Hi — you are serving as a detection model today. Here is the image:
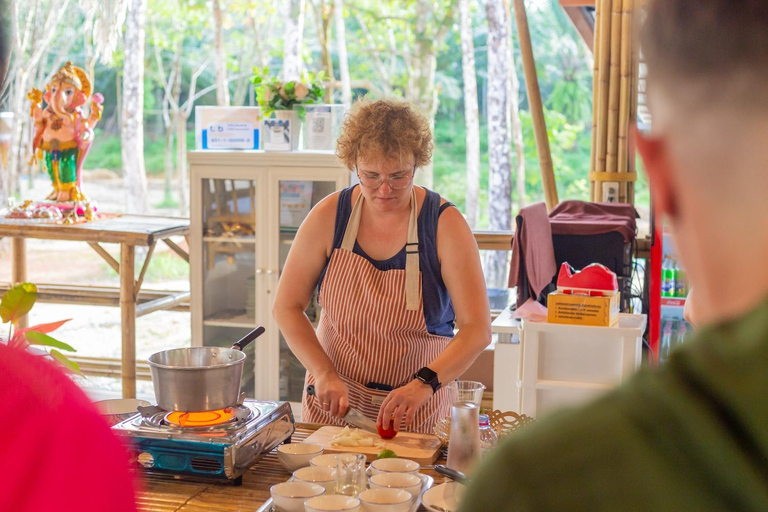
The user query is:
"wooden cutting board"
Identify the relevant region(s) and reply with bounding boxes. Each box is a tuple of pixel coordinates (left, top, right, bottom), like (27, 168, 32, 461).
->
(302, 426, 443, 465)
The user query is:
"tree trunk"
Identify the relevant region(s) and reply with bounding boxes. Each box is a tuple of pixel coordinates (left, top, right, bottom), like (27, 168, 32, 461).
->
(212, 0, 230, 106)
(162, 41, 183, 206)
(311, 0, 334, 102)
(175, 112, 188, 214)
(459, 0, 480, 229)
(122, 0, 149, 213)
(282, 0, 306, 81)
(485, 0, 513, 289)
(4, 0, 70, 204)
(333, 0, 351, 107)
(505, 0, 526, 210)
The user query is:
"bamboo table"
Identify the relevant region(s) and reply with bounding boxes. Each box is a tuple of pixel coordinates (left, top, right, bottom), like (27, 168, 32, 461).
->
(0, 214, 190, 398)
(137, 424, 451, 511)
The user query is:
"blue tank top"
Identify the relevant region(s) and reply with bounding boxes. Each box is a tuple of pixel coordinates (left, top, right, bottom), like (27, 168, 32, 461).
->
(318, 185, 456, 337)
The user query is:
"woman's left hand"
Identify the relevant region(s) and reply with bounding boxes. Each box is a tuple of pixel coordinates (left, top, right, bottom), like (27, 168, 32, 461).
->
(377, 379, 433, 431)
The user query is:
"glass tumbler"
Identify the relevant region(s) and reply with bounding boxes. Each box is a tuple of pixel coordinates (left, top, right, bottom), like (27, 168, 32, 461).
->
(445, 380, 486, 407)
(336, 453, 367, 496)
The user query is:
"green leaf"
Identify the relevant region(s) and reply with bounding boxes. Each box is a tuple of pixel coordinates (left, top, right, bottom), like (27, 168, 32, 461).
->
(50, 349, 82, 375)
(0, 283, 38, 324)
(24, 331, 76, 352)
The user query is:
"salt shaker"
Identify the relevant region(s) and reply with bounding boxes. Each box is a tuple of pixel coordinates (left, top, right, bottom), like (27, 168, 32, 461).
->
(446, 401, 481, 475)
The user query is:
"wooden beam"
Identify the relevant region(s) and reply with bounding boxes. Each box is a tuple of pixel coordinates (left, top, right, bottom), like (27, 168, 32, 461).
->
(513, 0, 559, 211)
(563, 6, 594, 52)
(12, 238, 28, 329)
(134, 243, 156, 301)
(560, 0, 595, 6)
(88, 242, 120, 274)
(163, 238, 190, 263)
(0, 283, 190, 311)
(474, 231, 515, 251)
(120, 244, 136, 399)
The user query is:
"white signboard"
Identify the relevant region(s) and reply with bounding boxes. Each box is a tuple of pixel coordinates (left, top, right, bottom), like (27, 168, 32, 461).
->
(205, 122, 255, 149)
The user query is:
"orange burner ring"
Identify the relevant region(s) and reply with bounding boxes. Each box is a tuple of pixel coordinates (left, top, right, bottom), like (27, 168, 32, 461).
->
(165, 408, 235, 427)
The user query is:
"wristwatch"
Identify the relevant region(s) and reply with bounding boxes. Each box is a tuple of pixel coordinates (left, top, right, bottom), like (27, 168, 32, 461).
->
(414, 366, 441, 394)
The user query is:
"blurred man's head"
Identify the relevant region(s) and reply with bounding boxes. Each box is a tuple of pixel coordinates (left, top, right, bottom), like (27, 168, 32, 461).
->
(638, 0, 768, 323)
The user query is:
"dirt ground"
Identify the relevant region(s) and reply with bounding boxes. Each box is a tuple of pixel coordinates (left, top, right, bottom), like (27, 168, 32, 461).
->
(0, 173, 191, 400)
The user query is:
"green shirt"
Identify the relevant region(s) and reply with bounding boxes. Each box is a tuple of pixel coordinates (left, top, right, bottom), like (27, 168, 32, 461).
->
(460, 299, 768, 512)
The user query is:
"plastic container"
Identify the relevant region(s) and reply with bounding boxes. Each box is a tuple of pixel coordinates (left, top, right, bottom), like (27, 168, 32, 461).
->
(519, 313, 647, 419)
(478, 414, 498, 454)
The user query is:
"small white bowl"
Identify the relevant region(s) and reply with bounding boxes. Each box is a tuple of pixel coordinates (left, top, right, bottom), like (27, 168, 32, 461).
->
(358, 488, 412, 512)
(278, 443, 324, 472)
(293, 466, 337, 492)
(270, 481, 325, 512)
(310, 453, 340, 468)
(369, 472, 422, 499)
(305, 494, 361, 512)
(368, 458, 420, 476)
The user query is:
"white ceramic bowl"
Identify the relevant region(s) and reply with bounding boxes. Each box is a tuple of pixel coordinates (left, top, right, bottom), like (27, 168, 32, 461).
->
(358, 488, 412, 512)
(368, 458, 420, 476)
(293, 466, 337, 492)
(305, 494, 361, 512)
(270, 481, 325, 512)
(310, 453, 340, 468)
(278, 443, 324, 472)
(368, 472, 422, 499)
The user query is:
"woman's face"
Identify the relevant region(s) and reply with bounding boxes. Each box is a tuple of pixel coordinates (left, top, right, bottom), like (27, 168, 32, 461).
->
(356, 156, 416, 213)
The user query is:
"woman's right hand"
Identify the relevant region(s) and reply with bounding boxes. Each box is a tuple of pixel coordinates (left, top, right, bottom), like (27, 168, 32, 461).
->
(314, 373, 350, 418)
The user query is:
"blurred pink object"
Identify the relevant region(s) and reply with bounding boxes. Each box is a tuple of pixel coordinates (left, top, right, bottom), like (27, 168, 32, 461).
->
(0, 343, 139, 512)
(511, 298, 548, 322)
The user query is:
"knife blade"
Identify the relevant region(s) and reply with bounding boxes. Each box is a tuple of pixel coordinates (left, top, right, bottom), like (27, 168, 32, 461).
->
(306, 385, 379, 434)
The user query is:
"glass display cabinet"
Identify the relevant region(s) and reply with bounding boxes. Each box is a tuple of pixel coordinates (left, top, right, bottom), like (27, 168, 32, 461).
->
(189, 151, 350, 405)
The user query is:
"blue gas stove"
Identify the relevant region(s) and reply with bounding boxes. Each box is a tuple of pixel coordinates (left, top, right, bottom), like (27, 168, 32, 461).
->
(112, 400, 295, 486)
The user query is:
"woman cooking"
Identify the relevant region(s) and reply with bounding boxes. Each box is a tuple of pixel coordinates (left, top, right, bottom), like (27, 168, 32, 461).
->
(273, 98, 491, 434)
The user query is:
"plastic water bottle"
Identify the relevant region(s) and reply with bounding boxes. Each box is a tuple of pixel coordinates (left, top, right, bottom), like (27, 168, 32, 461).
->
(662, 258, 676, 297)
(675, 264, 687, 298)
(478, 414, 498, 454)
(660, 319, 673, 362)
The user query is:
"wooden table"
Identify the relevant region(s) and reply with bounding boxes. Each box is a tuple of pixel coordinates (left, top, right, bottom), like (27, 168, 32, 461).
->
(0, 214, 190, 398)
(137, 424, 450, 511)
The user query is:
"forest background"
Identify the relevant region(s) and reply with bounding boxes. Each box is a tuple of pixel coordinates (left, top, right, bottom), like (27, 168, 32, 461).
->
(1, 0, 650, 291)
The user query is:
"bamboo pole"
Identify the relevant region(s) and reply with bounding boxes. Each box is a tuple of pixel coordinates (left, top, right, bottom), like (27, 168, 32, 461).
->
(617, 0, 634, 203)
(513, 0, 559, 211)
(628, 6, 641, 206)
(590, 1, 602, 202)
(594, 0, 613, 201)
(606, 0, 622, 181)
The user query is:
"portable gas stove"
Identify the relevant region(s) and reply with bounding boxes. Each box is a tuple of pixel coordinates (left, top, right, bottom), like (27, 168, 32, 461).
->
(112, 399, 294, 486)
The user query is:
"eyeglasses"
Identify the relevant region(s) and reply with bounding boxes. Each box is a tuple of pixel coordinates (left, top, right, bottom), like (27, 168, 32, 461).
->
(356, 169, 415, 190)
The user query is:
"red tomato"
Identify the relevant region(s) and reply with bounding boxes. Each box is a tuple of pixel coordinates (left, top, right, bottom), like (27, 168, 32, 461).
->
(377, 423, 397, 439)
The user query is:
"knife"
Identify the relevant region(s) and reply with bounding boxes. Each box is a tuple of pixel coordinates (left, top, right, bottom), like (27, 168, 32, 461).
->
(306, 385, 379, 434)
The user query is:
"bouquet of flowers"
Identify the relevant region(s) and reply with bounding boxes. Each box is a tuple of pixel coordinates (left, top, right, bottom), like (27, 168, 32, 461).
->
(251, 67, 325, 116)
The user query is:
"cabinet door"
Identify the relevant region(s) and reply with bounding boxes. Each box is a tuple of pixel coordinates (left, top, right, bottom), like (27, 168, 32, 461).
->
(191, 168, 267, 398)
(257, 169, 349, 402)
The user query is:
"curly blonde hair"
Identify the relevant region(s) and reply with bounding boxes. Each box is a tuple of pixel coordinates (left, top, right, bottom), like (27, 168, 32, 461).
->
(336, 98, 433, 170)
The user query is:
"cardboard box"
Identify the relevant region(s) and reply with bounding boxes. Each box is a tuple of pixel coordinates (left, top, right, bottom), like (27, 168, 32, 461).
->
(547, 291, 620, 327)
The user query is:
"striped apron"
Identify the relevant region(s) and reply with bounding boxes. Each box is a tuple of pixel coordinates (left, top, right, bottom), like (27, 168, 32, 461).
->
(302, 188, 453, 433)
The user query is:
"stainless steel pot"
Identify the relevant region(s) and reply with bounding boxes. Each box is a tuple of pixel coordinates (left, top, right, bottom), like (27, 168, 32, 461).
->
(148, 326, 265, 412)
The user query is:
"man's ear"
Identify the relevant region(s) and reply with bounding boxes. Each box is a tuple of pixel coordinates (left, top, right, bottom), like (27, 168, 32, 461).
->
(633, 124, 678, 220)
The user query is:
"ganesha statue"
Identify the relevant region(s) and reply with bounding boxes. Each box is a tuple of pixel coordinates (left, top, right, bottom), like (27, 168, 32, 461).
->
(27, 61, 103, 204)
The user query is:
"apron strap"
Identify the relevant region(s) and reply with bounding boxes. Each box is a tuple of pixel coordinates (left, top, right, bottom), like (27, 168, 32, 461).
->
(404, 187, 420, 311)
(339, 186, 421, 311)
(341, 190, 363, 251)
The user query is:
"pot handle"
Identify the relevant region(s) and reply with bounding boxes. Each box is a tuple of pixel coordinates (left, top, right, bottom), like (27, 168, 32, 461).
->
(232, 326, 266, 351)
(434, 464, 471, 484)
